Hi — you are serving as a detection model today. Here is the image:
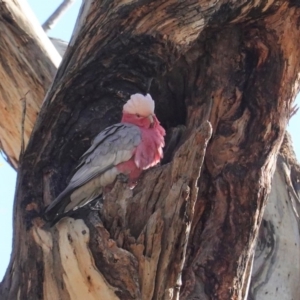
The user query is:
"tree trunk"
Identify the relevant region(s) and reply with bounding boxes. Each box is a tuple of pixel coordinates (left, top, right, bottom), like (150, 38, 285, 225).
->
(0, 0, 60, 168)
(249, 132, 300, 300)
(1, 0, 300, 299)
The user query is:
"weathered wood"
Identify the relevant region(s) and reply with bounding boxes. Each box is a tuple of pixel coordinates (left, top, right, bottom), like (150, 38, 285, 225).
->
(1, 0, 300, 299)
(179, 4, 300, 298)
(29, 122, 212, 300)
(0, 0, 60, 168)
(249, 133, 300, 300)
(97, 122, 212, 299)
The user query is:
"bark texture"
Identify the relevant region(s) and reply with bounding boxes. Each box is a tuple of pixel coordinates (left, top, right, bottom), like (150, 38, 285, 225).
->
(249, 133, 300, 300)
(1, 0, 300, 299)
(0, 0, 60, 168)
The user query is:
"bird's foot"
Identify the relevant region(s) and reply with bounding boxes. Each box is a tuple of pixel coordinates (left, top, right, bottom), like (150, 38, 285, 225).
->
(117, 173, 129, 183)
(89, 200, 102, 211)
(117, 174, 138, 189)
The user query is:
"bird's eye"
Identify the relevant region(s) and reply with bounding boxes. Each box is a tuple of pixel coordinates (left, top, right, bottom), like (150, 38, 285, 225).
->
(136, 114, 141, 117)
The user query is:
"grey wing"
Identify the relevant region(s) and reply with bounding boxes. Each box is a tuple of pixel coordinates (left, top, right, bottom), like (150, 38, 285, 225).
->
(69, 123, 141, 189)
(45, 123, 141, 222)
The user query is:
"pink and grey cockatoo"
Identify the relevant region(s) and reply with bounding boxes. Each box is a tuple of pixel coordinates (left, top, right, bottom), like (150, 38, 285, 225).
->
(45, 93, 165, 223)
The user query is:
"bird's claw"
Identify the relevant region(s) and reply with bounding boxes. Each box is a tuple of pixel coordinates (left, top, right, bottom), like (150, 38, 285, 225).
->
(117, 173, 129, 183)
(89, 200, 102, 211)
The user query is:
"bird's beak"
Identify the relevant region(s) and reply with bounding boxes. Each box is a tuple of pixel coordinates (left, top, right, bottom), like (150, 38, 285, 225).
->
(148, 115, 154, 127)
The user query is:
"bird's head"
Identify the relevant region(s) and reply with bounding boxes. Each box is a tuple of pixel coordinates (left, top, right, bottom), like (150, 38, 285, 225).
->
(122, 93, 159, 129)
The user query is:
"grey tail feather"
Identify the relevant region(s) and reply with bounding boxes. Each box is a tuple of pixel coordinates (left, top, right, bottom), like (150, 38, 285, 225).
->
(47, 210, 71, 227)
(45, 188, 103, 226)
(44, 188, 73, 225)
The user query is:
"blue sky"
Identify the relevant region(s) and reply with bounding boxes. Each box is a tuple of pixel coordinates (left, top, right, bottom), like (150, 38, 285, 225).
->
(0, 0, 299, 281)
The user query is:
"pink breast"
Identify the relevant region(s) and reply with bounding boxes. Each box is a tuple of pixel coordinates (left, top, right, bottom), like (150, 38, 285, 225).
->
(116, 124, 165, 184)
(134, 126, 165, 170)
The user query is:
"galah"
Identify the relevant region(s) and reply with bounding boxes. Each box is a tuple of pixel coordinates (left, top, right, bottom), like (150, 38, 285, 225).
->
(45, 93, 165, 223)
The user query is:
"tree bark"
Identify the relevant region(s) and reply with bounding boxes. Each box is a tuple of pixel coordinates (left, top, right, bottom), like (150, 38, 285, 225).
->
(0, 0, 60, 168)
(1, 0, 300, 299)
(249, 132, 300, 300)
